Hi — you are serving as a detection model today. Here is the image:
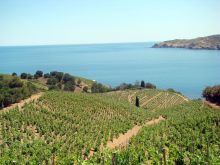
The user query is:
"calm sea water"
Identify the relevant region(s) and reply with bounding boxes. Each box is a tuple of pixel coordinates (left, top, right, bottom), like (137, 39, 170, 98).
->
(1, 42, 220, 98)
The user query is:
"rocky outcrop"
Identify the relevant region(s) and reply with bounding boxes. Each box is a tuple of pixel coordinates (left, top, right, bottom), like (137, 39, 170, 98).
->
(152, 35, 220, 50)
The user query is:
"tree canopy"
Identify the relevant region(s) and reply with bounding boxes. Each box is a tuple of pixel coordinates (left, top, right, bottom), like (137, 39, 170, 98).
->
(203, 85, 220, 104)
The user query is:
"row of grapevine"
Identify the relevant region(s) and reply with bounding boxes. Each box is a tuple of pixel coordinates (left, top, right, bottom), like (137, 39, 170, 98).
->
(0, 91, 157, 164)
(104, 89, 187, 111)
(94, 101, 220, 164)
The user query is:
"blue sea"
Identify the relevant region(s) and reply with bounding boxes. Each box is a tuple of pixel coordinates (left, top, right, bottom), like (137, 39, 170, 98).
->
(1, 42, 220, 98)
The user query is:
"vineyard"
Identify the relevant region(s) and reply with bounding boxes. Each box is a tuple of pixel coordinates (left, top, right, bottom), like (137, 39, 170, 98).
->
(99, 101, 220, 164)
(104, 89, 188, 111)
(0, 91, 156, 164)
(0, 90, 219, 164)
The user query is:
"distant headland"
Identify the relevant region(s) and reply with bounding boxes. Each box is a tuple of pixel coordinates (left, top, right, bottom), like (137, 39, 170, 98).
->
(152, 35, 220, 50)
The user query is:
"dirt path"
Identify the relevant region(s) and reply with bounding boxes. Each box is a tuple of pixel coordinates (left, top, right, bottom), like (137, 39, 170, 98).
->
(141, 92, 162, 107)
(0, 92, 43, 113)
(204, 100, 220, 109)
(106, 116, 165, 150)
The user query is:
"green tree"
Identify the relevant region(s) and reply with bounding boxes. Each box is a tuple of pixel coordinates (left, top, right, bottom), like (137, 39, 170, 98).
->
(12, 72, 17, 76)
(64, 81, 75, 91)
(47, 77, 58, 85)
(145, 82, 156, 89)
(203, 85, 220, 104)
(63, 73, 75, 84)
(20, 73, 28, 79)
(50, 71, 64, 82)
(27, 74, 33, 79)
(8, 77, 23, 88)
(91, 83, 109, 93)
(141, 80, 145, 88)
(0, 93, 4, 108)
(43, 73, 50, 78)
(35, 70, 43, 77)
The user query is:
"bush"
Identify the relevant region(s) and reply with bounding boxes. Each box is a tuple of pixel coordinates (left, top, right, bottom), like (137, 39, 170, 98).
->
(48, 85, 60, 91)
(8, 77, 23, 88)
(0, 76, 37, 108)
(47, 77, 58, 85)
(27, 74, 33, 79)
(167, 88, 182, 95)
(57, 83, 62, 89)
(115, 83, 134, 90)
(34, 74, 39, 79)
(43, 73, 50, 78)
(91, 83, 109, 93)
(83, 86, 89, 92)
(145, 82, 156, 89)
(63, 73, 75, 84)
(35, 70, 43, 77)
(50, 71, 64, 82)
(12, 72, 17, 76)
(77, 79, 82, 85)
(20, 73, 28, 79)
(64, 81, 75, 91)
(203, 85, 220, 104)
(167, 88, 176, 92)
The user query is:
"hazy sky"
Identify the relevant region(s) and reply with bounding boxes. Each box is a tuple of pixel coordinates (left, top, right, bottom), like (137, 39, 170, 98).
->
(0, 0, 220, 46)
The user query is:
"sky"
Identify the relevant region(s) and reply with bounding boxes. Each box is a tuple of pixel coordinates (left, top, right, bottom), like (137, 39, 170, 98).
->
(0, 0, 220, 46)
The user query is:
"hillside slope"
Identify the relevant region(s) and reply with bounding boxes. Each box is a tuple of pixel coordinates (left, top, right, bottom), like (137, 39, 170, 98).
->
(104, 89, 188, 111)
(152, 35, 220, 50)
(1, 89, 218, 164)
(111, 101, 220, 164)
(0, 91, 156, 163)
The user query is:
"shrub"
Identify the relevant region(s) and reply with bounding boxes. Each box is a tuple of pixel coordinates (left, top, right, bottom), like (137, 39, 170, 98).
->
(63, 73, 75, 84)
(50, 71, 64, 82)
(34, 74, 39, 79)
(0, 76, 37, 108)
(27, 74, 33, 79)
(167, 88, 176, 92)
(43, 73, 50, 78)
(83, 86, 89, 92)
(12, 72, 17, 76)
(115, 83, 134, 90)
(8, 77, 23, 88)
(91, 83, 109, 93)
(48, 85, 60, 91)
(64, 81, 75, 91)
(20, 73, 28, 79)
(203, 85, 220, 104)
(145, 82, 156, 89)
(77, 79, 82, 85)
(35, 70, 43, 77)
(47, 77, 58, 85)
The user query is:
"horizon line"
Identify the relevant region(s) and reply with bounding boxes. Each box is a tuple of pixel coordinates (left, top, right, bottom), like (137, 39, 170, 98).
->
(1, 33, 219, 47)
(0, 41, 158, 48)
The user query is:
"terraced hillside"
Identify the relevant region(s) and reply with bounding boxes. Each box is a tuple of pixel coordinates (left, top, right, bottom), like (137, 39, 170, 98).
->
(106, 101, 220, 164)
(104, 89, 188, 111)
(0, 91, 157, 164)
(1, 89, 215, 165)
